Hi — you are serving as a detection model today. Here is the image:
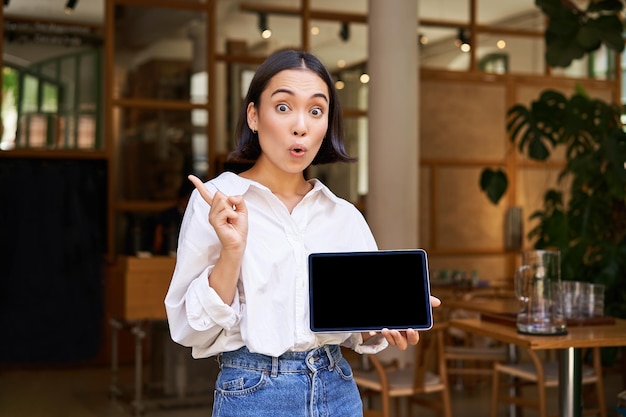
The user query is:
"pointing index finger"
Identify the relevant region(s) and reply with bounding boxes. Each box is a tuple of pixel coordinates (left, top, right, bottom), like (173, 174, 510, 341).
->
(188, 174, 215, 206)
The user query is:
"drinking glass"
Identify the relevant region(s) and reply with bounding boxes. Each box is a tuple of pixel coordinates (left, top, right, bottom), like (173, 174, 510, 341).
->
(580, 283, 605, 317)
(562, 280, 583, 319)
(515, 250, 566, 335)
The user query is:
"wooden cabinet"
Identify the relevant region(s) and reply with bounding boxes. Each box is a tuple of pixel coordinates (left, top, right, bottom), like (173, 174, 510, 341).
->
(108, 256, 176, 321)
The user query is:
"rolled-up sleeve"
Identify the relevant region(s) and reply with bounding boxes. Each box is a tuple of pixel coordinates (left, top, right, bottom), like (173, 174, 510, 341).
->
(186, 276, 241, 331)
(342, 332, 389, 354)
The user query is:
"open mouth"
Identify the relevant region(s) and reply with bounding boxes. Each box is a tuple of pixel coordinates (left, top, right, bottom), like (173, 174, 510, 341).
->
(290, 144, 307, 154)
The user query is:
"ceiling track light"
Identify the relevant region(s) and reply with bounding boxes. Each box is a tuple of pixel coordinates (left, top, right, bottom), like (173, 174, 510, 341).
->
(65, 0, 78, 15)
(258, 12, 272, 39)
(339, 22, 350, 42)
(456, 27, 471, 52)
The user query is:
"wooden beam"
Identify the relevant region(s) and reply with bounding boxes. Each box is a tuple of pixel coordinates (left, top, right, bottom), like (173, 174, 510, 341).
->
(239, 4, 544, 38)
(240, 3, 367, 23)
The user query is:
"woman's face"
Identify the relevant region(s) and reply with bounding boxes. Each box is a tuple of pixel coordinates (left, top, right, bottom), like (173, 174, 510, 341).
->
(247, 68, 329, 174)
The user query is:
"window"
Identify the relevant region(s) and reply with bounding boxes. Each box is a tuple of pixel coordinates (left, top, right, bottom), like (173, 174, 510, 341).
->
(479, 53, 509, 74)
(1, 49, 101, 150)
(0, 66, 19, 150)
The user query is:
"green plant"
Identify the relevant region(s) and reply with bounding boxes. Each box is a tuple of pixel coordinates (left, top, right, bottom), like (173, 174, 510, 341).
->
(538, 0, 625, 67)
(481, 86, 626, 318)
(479, 0, 626, 320)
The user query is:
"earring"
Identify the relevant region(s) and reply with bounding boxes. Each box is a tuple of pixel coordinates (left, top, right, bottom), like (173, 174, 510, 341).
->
(252, 128, 257, 134)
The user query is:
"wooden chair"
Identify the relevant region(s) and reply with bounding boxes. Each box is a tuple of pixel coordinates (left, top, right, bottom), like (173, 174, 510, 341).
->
(444, 287, 512, 390)
(491, 347, 607, 417)
(347, 323, 452, 417)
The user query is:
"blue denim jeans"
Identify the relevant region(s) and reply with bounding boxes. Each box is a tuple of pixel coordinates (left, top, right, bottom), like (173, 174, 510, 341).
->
(212, 345, 363, 417)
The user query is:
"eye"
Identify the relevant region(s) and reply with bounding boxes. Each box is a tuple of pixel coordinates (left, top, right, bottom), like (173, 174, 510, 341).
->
(276, 103, 289, 113)
(310, 107, 324, 117)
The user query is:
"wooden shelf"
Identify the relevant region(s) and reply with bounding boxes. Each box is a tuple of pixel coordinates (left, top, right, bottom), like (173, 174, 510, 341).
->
(0, 149, 108, 159)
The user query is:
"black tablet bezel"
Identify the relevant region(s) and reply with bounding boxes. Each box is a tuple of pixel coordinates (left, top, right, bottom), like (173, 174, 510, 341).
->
(308, 249, 433, 333)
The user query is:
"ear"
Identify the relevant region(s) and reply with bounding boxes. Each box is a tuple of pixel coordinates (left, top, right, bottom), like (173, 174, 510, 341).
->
(246, 102, 258, 132)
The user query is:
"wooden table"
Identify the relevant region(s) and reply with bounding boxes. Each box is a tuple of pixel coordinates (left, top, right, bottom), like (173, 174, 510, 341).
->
(449, 317, 626, 417)
(443, 297, 519, 316)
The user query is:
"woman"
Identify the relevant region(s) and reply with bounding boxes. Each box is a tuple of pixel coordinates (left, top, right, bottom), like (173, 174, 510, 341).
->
(165, 49, 441, 416)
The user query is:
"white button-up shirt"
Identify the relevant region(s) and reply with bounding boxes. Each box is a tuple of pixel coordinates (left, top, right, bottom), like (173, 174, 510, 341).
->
(164, 171, 387, 358)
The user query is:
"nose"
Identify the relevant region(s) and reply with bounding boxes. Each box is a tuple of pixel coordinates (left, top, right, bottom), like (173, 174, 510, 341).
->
(292, 114, 307, 137)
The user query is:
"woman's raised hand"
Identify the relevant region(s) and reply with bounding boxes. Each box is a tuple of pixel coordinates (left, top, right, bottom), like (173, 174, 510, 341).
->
(188, 175, 248, 251)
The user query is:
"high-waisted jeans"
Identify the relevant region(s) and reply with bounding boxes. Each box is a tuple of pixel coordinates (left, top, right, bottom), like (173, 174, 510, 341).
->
(212, 344, 363, 417)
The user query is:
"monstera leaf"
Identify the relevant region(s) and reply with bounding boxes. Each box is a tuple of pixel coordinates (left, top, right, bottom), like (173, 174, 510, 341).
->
(536, 0, 625, 68)
(506, 89, 566, 161)
(479, 168, 508, 204)
(506, 87, 622, 163)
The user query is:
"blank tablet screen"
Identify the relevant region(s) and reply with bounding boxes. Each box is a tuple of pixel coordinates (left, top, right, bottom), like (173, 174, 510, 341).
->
(308, 249, 433, 333)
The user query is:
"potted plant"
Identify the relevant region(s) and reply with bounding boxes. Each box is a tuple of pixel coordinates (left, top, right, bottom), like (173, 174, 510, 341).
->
(480, 0, 626, 320)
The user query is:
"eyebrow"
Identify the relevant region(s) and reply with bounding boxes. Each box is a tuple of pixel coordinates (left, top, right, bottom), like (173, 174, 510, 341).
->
(270, 88, 329, 103)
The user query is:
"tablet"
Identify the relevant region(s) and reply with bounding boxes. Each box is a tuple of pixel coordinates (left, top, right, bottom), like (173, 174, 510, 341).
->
(308, 249, 433, 333)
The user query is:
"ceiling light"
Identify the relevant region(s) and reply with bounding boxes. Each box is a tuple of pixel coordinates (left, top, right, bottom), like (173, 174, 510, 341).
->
(65, 0, 78, 15)
(456, 28, 471, 52)
(339, 22, 350, 42)
(258, 12, 272, 39)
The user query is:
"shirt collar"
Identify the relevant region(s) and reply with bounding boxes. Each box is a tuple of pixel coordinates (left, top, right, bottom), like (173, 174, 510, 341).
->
(210, 171, 344, 205)
(211, 171, 253, 196)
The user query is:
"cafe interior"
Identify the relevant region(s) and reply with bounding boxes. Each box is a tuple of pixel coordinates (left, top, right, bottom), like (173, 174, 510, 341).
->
(1, 0, 625, 416)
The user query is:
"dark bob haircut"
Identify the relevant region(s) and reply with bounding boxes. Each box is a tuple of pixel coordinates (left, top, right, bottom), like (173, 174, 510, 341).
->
(228, 49, 356, 165)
